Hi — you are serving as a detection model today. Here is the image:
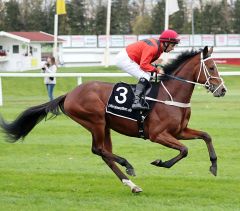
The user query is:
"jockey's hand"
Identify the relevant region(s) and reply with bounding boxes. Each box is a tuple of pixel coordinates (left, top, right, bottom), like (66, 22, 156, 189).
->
(156, 67, 164, 75)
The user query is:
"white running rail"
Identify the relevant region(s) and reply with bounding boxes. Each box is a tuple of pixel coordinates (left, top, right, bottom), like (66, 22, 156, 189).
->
(0, 71, 239, 106)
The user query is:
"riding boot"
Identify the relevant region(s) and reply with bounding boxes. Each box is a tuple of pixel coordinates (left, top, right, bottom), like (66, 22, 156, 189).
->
(132, 77, 150, 110)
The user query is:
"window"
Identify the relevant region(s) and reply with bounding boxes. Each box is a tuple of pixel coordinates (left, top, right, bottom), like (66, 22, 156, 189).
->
(0, 46, 2, 50)
(13, 45, 19, 54)
(30, 46, 33, 55)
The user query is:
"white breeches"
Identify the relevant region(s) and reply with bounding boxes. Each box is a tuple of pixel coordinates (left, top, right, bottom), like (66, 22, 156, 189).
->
(115, 49, 151, 81)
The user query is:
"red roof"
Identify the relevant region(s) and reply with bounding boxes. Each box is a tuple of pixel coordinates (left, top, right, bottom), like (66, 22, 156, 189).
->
(9, 31, 64, 42)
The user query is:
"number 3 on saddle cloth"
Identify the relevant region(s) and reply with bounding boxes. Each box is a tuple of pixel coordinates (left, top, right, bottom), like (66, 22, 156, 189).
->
(106, 82, 160, 139)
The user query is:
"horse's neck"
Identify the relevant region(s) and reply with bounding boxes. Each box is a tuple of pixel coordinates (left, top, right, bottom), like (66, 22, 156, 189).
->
(160, 58, 198, 104)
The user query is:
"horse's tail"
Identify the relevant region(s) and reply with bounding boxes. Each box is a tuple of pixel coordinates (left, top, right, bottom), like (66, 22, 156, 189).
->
(0, 95, 67, 143)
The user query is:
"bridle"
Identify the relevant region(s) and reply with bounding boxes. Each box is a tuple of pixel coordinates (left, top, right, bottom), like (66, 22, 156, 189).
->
(161, 52, 225, 94)
(147, 51, 226, 108)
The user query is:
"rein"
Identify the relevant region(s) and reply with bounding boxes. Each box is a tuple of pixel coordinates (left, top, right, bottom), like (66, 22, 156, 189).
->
(161, 73, 204, 87)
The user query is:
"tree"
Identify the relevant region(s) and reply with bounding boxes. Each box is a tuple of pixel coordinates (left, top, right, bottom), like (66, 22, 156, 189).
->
(67, 0, 86, 34)
(192, 6, 202, 34)
(58, 14, 70, 35)
(150, 0, 165, 34)
(27, 0, 47, 31)
(129, 0, 140, 19)
(218, 0, 233, 33)
(139, 0, 146, 15)
(1, 0, 240, 35)
(194, 0, 232, 34)
(111, 0, 132, 34)
(170, 0, 191, 33)
(3, 0, 22, 31)
(19, 0, 30, 30)
(132, 15, 152, 34)
(203, 2, 223, 33)
(94, 5, 107, 35)
(0, 0, 4, 30)
(232, 0, 240, 33)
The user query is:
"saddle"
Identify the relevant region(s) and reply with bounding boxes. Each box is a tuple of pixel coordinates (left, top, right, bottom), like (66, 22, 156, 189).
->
(106, 81, 160, 139)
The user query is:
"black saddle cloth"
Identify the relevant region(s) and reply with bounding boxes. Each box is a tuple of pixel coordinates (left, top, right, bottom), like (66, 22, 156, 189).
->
(106, 82, 159, 121)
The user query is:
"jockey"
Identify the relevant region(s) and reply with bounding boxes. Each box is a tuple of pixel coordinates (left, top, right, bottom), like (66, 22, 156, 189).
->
(115, 29, 180, 110)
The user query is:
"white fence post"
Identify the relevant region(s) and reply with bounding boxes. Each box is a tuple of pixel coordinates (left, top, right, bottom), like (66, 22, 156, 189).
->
(77, 77, 82, 85)
(0, 77, 2, 106)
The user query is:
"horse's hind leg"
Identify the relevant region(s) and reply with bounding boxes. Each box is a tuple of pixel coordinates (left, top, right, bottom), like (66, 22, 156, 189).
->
(104, 128, 136, 176)
(178, 128, 217, 176)
(150, 132, 188, 168)
(91, 125, 142, 193)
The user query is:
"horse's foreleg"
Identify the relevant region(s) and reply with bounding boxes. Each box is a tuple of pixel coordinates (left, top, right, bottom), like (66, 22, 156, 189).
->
(104, 128, 136, 176)
(101, 157, 142, 193)
(178, 128, 217, 176)
(91, 126, 142, 193)
(150, 132, 188, 168)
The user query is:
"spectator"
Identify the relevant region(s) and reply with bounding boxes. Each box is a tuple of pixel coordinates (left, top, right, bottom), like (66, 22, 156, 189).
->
(42, 56, 57, 101)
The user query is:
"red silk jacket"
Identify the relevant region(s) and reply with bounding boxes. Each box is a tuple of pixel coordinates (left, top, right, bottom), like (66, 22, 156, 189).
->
(126, 38, 163, 72)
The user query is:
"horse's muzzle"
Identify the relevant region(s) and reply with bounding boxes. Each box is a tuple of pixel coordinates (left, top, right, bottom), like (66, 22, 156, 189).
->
(212, 84, 227, 97)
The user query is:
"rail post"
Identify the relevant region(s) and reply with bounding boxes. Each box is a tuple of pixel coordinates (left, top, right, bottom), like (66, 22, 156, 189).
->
(77, 77, 82, 85)
(0, 77, 2, 106)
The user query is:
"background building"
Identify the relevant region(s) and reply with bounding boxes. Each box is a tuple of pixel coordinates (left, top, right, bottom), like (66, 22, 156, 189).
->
(0, 31, 63, 71)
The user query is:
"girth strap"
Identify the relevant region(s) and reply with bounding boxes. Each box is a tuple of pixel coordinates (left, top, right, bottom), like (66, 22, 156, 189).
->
(137, 111, 146, 139)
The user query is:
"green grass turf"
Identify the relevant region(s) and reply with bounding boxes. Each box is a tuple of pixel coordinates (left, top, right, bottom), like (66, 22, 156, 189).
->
(0, 65, 240, 211)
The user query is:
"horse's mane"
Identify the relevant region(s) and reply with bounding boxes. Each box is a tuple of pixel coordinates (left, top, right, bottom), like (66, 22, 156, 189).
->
(162, 49, 201, 76)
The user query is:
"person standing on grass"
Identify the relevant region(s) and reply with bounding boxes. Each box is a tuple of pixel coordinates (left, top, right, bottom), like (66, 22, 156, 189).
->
(42, 56, 57, 101)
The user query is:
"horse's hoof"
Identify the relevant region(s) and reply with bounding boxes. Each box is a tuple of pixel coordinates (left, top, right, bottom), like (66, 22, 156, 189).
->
(126, 168, 136, 176)
(210, 166, 217, 176)
(132, 186, 143, 193)
(151, 159, 163, 167)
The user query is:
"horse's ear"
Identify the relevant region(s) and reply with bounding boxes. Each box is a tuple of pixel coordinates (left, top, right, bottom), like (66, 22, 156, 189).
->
(208, 46, 213, 55)
(203, 46, 208, 58)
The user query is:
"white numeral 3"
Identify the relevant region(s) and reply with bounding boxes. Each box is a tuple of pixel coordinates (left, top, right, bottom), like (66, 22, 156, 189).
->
(115, 87, 128, 104)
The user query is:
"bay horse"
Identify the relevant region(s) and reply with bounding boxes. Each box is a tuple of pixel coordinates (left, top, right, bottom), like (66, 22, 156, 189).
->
(0, 46, 226, 193)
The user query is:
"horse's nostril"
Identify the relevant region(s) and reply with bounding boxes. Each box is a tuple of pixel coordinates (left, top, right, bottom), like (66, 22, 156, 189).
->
(222, 88, 226, 93)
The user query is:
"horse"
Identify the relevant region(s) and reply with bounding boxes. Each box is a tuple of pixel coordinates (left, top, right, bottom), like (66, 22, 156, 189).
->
(0, 46, 226, 193)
